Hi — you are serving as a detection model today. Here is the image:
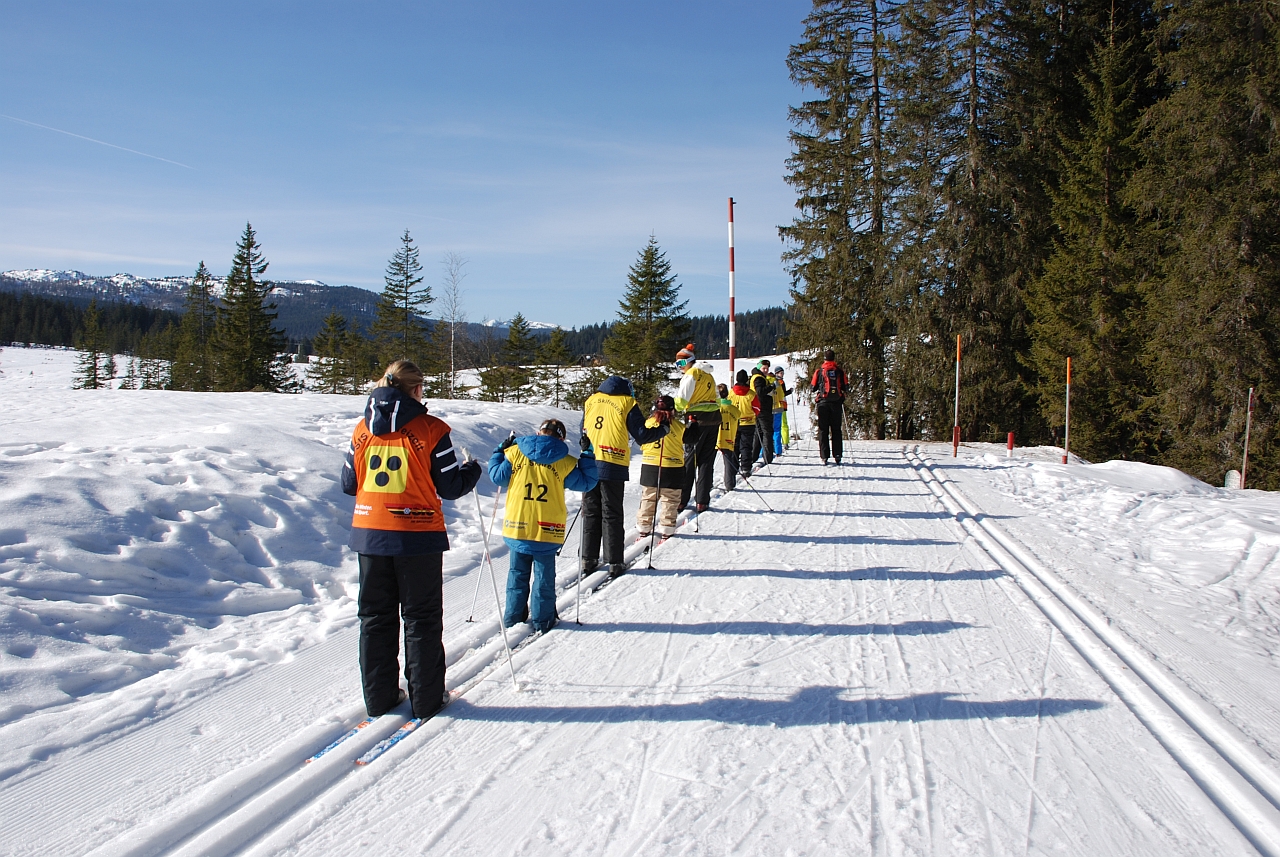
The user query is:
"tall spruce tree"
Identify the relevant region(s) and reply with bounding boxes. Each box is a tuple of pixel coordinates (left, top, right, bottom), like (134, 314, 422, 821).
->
(171, 261, 217, 391)
(1129, 0, 1280, 485)
(1028, 2, 1156, 462)
(882, 0, 967, 438)
(372, 230, 432, 368)
(781, 0, 896, 439)
(214, 223, 295, 392)
(603, 237, 690, 406)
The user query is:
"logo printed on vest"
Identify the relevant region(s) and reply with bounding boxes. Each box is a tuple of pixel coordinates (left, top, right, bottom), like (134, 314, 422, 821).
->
(365, 443, 409, 493)
(384, 504, 436, 519)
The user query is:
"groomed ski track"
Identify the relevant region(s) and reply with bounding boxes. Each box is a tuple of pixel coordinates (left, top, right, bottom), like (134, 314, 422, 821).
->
(2, 442, 1271, 855)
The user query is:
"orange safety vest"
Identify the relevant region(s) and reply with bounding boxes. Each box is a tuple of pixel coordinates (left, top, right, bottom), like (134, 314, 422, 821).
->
(348, 413, 451, 534)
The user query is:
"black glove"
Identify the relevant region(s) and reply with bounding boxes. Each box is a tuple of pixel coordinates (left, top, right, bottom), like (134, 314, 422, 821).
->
(500, 432, 517, 450)
(579, 433, 592, 453)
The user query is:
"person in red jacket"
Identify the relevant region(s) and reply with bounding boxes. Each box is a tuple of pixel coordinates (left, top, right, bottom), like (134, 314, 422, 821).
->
(811, 350, 848, 465)
(341, 360, 482, 719)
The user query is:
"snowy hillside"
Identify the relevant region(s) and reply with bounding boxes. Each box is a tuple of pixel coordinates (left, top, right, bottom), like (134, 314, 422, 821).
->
(2, 345, 1280, 855)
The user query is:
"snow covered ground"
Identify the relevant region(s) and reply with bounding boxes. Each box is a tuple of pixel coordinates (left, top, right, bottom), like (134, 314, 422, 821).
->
(2, 345, 1280, 855)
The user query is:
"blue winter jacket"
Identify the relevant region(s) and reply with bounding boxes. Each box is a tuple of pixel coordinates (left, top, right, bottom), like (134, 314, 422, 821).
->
(488, 434, 598, 555)
(593, 375, 669, 482)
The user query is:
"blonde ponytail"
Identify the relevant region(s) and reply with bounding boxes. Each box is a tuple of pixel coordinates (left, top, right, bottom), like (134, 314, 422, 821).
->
(376, 359, 425, 396)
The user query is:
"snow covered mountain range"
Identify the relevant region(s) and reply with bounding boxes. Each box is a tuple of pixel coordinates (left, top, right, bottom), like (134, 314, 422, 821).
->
(0, 269, 552, 339)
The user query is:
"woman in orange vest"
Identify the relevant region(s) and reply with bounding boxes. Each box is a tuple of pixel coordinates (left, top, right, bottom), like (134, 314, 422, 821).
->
(341, 360, 482, 720)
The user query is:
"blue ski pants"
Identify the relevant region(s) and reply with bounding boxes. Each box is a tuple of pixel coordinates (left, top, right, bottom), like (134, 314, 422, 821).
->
(505, 550, 558, 632)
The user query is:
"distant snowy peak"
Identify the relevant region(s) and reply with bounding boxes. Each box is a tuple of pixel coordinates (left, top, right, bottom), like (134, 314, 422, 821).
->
(3, 269, 91, 282)
(482, 317, 560, 330)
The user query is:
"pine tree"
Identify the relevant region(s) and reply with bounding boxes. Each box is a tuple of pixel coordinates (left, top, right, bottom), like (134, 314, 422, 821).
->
(882, 0, 966, 439)
(310, 312, 375, 394)
(535, 327, 574, 408)
(603, 237, 690, 406)
(372, 230, 432, 368)
(1129, 0, 1280, 485)
(171, 262, 217, 391)
(781, 0, 896, 439)
(214, 224, 296, 392)
(486, 313, 537, 402)
(73, 299, 113, 389)
(1028, 3, 1156, 462)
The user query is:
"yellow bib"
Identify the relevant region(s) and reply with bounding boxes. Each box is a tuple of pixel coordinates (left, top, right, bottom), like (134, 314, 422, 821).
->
(717, 402, 740, 450)
(584, 392, 635, 468)
(728, 390, 756, 425)
(641, 416, 685, 468)
(502, 447, 578, 544)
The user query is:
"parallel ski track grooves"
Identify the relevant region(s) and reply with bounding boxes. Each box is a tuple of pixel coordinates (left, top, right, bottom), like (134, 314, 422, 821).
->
(83, 497, 706, 857)
(905, 445, 1280, 857)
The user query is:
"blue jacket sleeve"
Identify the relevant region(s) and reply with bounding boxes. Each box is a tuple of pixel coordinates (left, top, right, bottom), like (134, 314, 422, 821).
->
(627, 403, 668, 445)
(341, 439, 358, 496)
(431, 432, 482, 500)
(487, 447, 512, 488)
(564, 453, 599, 493)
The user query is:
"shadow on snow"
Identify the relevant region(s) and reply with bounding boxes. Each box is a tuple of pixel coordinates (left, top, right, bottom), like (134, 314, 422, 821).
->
(564, 619, 972, 636)
(450, 687, 1105, 726)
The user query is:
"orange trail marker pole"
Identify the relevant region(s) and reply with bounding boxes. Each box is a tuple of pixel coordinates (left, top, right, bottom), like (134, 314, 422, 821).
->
(1007, 431, 1014, 458)
(953, 335, 961, 457)
(1242, 386, 1255, 488)
(1063, 357, 1072, 465)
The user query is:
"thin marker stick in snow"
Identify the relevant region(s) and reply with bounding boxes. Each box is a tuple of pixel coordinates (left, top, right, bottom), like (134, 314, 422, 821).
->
(1063, 357, 1072, 465)
(473, 488, 519, 690)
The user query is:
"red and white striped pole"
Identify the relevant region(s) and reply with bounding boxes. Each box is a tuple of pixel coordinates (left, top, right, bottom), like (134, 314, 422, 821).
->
(728, 197, 736, 376)
(952, 334, 961, 457)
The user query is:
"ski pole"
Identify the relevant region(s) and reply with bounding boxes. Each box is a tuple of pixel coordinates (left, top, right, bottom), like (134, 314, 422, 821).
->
(466, 480, 504, 622)
(557, 504, 583, 557)
(738, 472, 774, 511)
(559, 416, 587, 557)
(841, 406, 854, 464)
(472, 487, 518, 690)
(647, 435, 663, 570)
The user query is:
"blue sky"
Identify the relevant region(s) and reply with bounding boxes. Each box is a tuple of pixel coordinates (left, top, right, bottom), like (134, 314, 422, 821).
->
(0, 1, 809, 328)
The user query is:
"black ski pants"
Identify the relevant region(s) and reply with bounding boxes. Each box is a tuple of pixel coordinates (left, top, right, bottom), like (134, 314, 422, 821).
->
(816, 400, 844, 462)
(753, 409, 775, 466)
(358, 552, 445, 719)
(680, 412, 721, 510)
(720, 447, 738, 491)
(736, 423, 757, 474)
(580, 478, 626, 566)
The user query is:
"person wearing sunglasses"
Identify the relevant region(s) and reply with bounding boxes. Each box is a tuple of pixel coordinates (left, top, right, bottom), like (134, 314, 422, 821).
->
(673, 343, 721, 513)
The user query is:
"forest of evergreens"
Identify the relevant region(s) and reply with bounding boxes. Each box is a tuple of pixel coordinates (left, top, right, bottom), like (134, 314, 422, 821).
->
(780, 0, 1280, 487)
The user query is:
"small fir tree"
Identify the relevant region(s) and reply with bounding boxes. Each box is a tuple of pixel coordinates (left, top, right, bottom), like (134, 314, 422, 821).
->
(171, 261, 217, 391)
(535, 327, 574, 408)
(74, 299, 114, 389)
(213, 224, 296, 392)
(603, 237, 690, 405)
(372, 230, 433, 367)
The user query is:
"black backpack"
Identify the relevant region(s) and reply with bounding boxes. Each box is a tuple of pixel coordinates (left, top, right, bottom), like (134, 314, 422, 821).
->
(816, 367, 845, 403)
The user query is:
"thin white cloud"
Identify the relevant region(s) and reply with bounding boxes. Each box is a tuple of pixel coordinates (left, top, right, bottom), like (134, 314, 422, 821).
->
(0, 243, 190, 267)
(0, 114, 193, 170)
